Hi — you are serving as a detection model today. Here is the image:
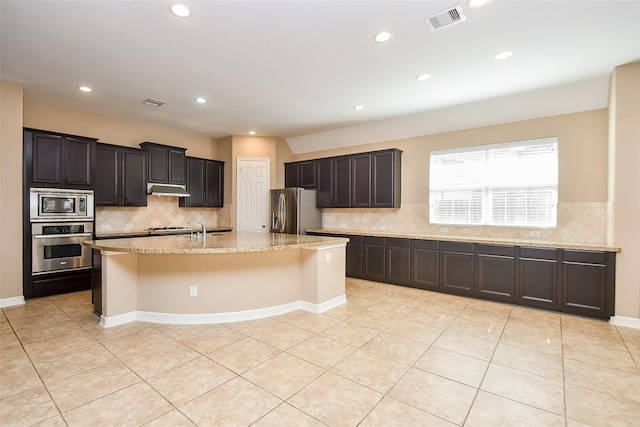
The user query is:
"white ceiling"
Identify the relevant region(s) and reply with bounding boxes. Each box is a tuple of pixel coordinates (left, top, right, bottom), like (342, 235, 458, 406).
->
(1, 0, 639, 153)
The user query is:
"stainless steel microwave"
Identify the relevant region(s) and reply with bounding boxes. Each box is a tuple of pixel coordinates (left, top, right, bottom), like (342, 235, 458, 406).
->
(30, 188, 94, 222)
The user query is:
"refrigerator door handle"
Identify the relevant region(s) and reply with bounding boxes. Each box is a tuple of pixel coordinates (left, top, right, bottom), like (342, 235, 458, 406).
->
(278, 193, 286, 233)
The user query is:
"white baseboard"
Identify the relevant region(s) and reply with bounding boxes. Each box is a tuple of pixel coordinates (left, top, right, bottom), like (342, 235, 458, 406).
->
(300, 294, 347, 314)
(100, 295, 348, 328)
(0, 296, 25, 308)
(609, 315, 640, 330)
(100, 311, 137, 328)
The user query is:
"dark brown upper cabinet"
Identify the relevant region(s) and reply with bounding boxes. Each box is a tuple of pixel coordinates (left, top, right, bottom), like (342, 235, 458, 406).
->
(95, 143, 147, 206)
(351, 153, 372, 207)
(371, 149, 402, 208)
(315, 158, 333, 208)
(285, 148, 401, 209)
(24, 128, 96, 189)
(332, 156, 352, 207)
(284, 162, 300, 188)
(179, 157, 224, 208)
(139, 142, 186, 185)
(284, 160, 317, 189)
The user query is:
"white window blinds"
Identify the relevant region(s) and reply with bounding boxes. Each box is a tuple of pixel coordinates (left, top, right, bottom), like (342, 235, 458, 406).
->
(429, 137, 558, 227)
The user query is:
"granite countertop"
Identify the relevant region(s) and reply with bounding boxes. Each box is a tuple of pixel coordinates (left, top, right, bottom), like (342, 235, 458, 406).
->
(306, 228, 620, 252)
(95, 226, 233, 239)
(85, 231, 349, 254)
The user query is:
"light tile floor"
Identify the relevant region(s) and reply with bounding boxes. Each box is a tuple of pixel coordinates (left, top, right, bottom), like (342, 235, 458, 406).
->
(1, 278, 640, 426)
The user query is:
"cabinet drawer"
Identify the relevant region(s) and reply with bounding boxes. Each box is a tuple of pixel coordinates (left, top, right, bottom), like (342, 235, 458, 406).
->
(477, 244, 515, 257)
(347, 235, 363, 244)
(363, 236, 385, 246)
(386, 238, 410, 248)
(413, 239, 438, 250)
(520, 247, 558, 260)
(440, 241, 473, 253)
(563, 250, 607, 265)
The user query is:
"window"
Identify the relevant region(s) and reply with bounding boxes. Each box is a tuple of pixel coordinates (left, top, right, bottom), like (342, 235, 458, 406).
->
(429, 137, 558, 227)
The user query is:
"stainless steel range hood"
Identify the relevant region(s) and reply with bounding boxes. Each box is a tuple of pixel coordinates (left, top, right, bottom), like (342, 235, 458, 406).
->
(147, 183, 190, 197)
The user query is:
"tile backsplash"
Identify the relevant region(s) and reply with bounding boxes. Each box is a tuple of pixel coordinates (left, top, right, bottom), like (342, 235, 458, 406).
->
(322, 202, 607, 244)
(95, 195, 231, 231)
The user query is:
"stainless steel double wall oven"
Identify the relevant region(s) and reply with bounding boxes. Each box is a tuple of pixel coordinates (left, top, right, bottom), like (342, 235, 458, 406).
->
(29, 188, 94, 275)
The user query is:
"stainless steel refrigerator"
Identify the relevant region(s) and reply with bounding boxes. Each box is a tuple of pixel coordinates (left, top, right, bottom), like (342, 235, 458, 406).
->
(270, 188, 322, 234)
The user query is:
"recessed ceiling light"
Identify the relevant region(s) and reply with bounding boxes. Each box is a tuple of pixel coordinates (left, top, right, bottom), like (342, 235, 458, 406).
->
(415, 74, 431, 81)
(494, 51, 514, 60)
(248, 131, 256, 135)
(469, 0, 493, 8)
(194, 97, 206, 104)
(171, 4, 190, 18)
(353, 105, 364, 110)
(78, 86, 92, 92)
(373, 32, 392, 43)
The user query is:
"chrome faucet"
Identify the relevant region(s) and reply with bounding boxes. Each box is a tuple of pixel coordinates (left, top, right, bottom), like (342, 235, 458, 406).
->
(197, 221, 206, 244)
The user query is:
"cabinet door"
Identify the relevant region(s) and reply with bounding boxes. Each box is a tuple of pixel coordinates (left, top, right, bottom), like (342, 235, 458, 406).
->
(284, 162, 300, 188)
(299, 161, 317, 189)
(146, 144, 168, 183)
(386, 238, 411, 285)
(476, 244, 515, 301)
(333, 156, 351, 207)
(65, 137, 93, 187)
(205, 160, 224, 207)
(517, 247, 559, 309)
(352, 153, 372, 207)
(94, 144, 120, 205)
(346, 235, 363, 278)
(562, 250, 614, 318)
(121, 148, 147, 206)
(372, 150, 401, 208)
(168, 148, 186, 185)
(363, 236, 386, 282)
(316, 158, 333, 208)
(183, 157, 206, 207)
(31, 132, 63, 185)
(440, 241, 474, 295)
(412, 240, 439, 290)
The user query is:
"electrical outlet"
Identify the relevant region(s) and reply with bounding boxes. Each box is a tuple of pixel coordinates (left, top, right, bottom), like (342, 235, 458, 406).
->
(101, 224, 110, 230)
(530, 230, 541, 237)
(125, 224, 133, 229)
(379, 224, 386, 230)
(463, 228, 471, 234)
(189, 285, 197, 297)
(340, 223, 347, 229)
(440, 227, 448, 233)
(325, 253, 331, 263)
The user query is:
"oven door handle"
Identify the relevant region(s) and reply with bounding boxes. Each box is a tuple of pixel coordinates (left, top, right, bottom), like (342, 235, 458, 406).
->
(33, 233, 93, 239)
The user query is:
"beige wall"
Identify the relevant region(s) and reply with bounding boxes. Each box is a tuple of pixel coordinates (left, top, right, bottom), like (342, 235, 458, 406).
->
(222, 134, 288, 229)
(283, 110, 609, 243)
(0, 80, 24, 301)
(608, 62, 640, 320)
(291, 109, 608, 204)
(23, 99, 217, 159)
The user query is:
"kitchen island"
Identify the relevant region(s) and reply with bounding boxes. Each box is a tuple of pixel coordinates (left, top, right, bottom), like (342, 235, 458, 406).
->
(85, 232, 349, 327)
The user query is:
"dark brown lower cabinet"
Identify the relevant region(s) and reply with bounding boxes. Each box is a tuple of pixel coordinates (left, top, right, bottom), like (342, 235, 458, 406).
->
(440, 242, 475, 295)
(386, 238, 411, 285)
(411, 240, 439, 290)
(476, 244, 516, 301)
(345, 235, 363, 278)
(363, 236, 386, 282)
(307, 231, 616, 319)
(517, 247, 560, 310)
(562, 250, 615, 318)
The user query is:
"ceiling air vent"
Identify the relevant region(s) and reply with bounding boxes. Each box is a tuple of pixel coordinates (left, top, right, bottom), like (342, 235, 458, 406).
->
(142, 98, 165, 107)
(427, 5, 467, 31)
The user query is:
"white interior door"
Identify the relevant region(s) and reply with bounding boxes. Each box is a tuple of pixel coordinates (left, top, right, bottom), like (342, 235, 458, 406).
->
(237, 157, 270, 232)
